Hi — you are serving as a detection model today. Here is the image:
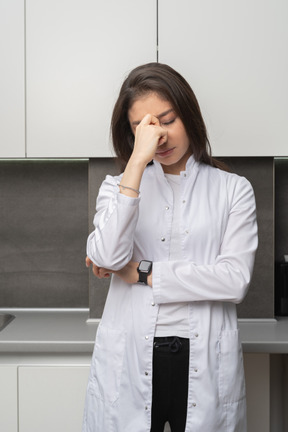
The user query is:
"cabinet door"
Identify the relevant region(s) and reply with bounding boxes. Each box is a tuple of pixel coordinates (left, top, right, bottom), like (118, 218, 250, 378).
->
(26, 0, 156, 158)
(0, 0, 25, 157)
(158, 0, 288, 156)
(19, 366, 90, 432)
(0, 366, 18, 432)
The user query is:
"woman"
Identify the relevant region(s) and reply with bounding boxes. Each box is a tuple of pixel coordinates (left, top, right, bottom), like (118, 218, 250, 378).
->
(83, 63, 258, 432)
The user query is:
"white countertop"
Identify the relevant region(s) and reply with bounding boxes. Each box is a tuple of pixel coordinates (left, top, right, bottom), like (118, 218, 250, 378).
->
(239, 317, 288, 353)
(0, 309, 98, 354)
(1, 309, 288, 354)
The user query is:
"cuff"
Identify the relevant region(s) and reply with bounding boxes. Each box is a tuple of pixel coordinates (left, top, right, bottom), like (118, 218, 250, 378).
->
(152, 262, 162, 304)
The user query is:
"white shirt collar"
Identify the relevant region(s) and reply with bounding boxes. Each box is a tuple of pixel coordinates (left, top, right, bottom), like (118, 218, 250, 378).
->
(152, 154, 199, 178)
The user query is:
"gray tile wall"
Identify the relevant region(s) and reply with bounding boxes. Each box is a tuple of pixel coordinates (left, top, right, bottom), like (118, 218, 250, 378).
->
(88, 159, 120, 317)
(0, 160, 89, 308)
(0, 157, 279, 318)
(222, 157, 274, 319)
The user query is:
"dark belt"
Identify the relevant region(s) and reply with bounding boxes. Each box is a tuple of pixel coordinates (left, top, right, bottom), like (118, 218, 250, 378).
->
(153, 336, 188, 353)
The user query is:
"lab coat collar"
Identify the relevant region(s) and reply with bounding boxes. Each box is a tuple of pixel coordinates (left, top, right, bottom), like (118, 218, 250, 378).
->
(152, 154, 200, 178)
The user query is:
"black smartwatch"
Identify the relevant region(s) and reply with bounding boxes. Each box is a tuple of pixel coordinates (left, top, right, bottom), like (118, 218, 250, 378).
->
(137, 260, 153, 285)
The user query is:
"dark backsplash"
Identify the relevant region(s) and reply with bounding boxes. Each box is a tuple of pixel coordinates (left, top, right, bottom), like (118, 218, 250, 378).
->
(221, 157, 274, 319)
(0, 159, 89, 308)
(0, 157, 283, 319)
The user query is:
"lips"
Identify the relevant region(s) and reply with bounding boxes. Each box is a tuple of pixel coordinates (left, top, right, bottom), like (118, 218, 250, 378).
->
(156, 147, 175, 157)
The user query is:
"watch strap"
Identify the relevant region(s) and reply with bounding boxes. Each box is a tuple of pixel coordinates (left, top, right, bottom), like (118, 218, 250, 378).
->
(137, 260, 153, 285)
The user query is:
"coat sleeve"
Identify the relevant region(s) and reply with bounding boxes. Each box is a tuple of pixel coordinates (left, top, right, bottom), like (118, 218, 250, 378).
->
(86, 175, 140, 270)
(152, 176, 258, 304)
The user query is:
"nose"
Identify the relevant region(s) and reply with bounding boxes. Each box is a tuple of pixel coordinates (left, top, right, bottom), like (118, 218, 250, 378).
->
(158, 133, 167, 146)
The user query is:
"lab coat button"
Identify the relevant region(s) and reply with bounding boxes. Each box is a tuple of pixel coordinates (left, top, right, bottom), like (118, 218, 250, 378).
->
(165, 206, 169, 210)
(145, 406, 148, 410)
(182, 200, 186, 204)
(194, 368, 198, 373)
(161, 237, 165, 242)
(192, 402, 197, 407)
(151, 302, 155, 306)
(195, 333, 199, 338)
(145, 371, 148, 376)
(145, 335, 149, 340)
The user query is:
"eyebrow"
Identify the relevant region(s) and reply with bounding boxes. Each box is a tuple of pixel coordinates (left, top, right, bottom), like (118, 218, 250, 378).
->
(131, 108, 174, 126)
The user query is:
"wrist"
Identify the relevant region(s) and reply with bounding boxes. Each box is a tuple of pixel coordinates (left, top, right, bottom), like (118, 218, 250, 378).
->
(127, 154, 148, 172)
(137, 260, 153, 285)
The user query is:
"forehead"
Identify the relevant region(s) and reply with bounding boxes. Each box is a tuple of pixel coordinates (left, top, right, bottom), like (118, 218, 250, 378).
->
(128, 92, 173, 122)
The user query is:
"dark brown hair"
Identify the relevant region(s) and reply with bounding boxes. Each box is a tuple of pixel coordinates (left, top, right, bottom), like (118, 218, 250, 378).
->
(111, 62, 227, 171)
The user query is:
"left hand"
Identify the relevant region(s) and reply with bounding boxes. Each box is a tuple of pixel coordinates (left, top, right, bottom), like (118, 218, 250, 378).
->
(85, 257, 111, 278)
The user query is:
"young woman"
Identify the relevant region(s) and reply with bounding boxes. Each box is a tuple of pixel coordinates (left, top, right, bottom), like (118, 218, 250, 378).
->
(83, 63, 258, 432)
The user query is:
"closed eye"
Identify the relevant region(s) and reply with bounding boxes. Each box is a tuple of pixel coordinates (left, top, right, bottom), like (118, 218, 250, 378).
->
(161, 118, 176, 126)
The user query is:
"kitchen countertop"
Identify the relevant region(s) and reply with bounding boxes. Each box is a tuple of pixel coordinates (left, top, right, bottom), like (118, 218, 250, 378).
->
(0, 309, 98, 354)
(1, 309, 288, 354)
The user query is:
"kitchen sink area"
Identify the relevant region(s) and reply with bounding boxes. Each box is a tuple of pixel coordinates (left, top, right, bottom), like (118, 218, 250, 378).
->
(0, 313, 15, 332)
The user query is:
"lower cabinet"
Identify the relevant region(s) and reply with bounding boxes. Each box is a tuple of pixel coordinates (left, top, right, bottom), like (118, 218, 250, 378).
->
(244, 353, 270, 432)
(18, 366, 90, 432)
(0, 366, 18, 432)
(0, 360, 90, 432)
(0, 354, 277, 432)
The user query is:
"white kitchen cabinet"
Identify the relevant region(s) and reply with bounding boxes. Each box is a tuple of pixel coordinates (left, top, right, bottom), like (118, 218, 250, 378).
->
(158, 0, 288, 156)
(0, 354, 275, 432)
(244, 353, 270, 432)
(0, 366, 18, 432)
(0, 0, 25, 158)
(18, 365, 90, 432)
(26, 0, 156, 158)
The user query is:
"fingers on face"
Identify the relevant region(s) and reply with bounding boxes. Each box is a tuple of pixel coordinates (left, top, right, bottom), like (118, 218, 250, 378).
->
(140, 113, 160, 127)
(158, 132, 168, 146)
(149, 115, 160, 126)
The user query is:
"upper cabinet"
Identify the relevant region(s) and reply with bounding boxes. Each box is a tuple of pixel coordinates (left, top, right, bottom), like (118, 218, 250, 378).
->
(2, 1, 287, 158)
(26, 0, 156, 158)
(158, 0, 288, 156)
(0, 0, 25, 158)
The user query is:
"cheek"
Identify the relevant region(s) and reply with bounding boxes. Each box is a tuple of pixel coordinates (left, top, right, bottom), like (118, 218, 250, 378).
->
(177, 129, 190, 148)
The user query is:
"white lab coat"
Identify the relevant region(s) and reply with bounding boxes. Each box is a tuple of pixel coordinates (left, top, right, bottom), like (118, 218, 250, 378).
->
(83, 156, 258, 432)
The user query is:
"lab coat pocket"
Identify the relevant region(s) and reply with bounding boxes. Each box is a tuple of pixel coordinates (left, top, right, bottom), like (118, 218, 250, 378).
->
(88, 324, 126, 405)
(218, 329, 245, 404)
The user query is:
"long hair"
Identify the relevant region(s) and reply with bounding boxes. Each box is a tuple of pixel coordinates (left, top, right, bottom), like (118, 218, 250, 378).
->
(111, 63, 227, 171)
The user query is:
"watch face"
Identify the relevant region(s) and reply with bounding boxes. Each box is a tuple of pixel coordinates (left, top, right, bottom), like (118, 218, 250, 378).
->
(139, 260, 152, 273)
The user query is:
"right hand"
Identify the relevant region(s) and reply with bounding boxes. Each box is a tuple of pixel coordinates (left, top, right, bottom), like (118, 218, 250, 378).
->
(132, 114, 167, 165)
